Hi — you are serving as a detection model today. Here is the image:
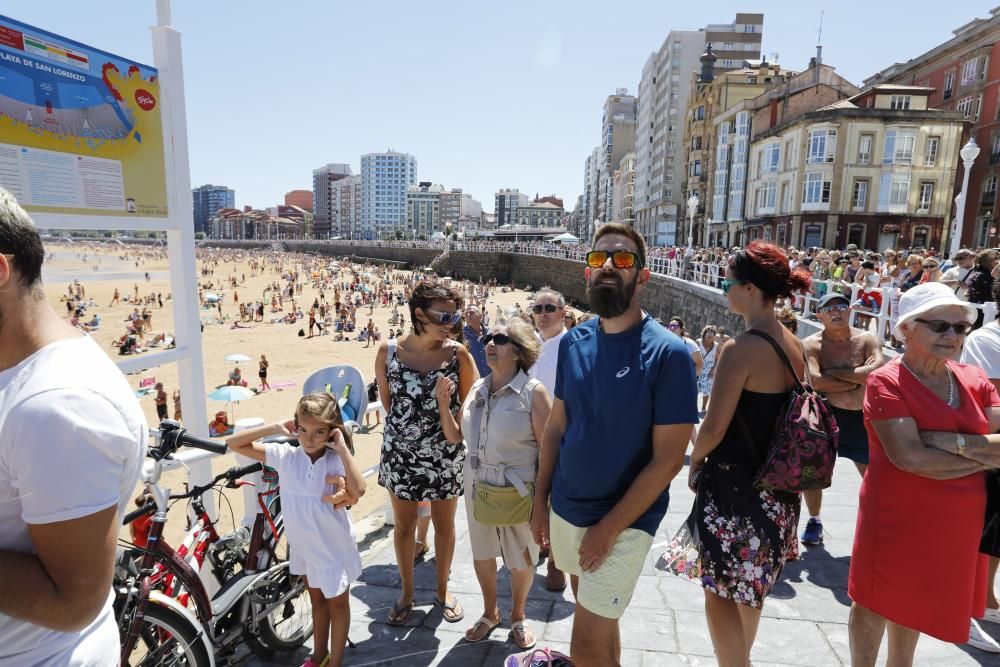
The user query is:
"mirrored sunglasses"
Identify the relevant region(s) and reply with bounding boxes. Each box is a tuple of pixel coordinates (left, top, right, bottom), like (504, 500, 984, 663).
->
(531, 303, 559, 314)
(425, 308, 462, 325)
(720, 278, 747, 295)
(586, 250, 639, 269)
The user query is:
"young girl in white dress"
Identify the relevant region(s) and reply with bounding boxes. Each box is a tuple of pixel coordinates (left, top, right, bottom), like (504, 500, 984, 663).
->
(228, 392, 365, 667)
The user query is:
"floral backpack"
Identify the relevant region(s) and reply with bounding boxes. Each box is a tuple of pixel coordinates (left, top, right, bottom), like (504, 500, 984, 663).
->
(736, 330, 840, 493)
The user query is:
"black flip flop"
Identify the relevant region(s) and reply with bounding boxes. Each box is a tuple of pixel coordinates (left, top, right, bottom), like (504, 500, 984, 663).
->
(386, 599, 414, 626)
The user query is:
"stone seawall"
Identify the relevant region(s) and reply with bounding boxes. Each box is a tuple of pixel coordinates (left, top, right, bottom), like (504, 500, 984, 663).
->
(272, 242, 742, 335)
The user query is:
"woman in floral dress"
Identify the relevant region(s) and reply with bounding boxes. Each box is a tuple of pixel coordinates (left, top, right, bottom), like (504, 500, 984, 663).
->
(374, 280, 479, 626)
(660, 242, 812, 666)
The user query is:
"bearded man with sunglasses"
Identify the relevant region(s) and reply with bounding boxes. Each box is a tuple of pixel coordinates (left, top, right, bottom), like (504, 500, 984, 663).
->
(800, 292, 885, 546)
(531, 223, 697, 667)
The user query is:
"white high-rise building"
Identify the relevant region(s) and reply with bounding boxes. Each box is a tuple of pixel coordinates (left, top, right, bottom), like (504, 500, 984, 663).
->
(633, 13, 763, 246)
(360, 151, 417, 240)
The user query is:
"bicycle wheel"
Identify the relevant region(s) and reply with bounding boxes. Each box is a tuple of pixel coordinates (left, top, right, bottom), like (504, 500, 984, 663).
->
(123, 603, 211, 667)
(246, 562, 313, 657)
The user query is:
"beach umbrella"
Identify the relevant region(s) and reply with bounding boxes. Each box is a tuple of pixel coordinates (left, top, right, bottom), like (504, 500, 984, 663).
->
(208, 385, 254, 402)
(224, 353, 252, 363)
(207, 385, 255, 422)
(204, 293, 221, 303)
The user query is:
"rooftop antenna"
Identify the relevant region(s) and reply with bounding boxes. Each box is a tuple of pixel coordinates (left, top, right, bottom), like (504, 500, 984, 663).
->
(814, 10, 824, 83)
(816, 10, 824, 67)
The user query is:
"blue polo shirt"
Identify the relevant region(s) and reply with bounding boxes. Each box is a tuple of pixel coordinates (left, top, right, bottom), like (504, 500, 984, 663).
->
(463, 324, 490, 377)
(552, 315, 698, 536)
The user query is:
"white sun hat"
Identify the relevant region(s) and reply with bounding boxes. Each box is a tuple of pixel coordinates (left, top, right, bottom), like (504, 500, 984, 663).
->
(892, 282, 977, 342)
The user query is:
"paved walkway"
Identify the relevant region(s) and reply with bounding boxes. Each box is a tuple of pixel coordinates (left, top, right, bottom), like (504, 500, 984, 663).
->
(248, 458, 998, 666)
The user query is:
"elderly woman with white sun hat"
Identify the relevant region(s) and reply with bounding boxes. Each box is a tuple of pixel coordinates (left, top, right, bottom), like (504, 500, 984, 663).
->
(848, 282, 1000, 665)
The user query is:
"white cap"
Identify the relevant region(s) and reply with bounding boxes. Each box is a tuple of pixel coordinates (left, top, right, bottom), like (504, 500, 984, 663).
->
(892, 282, 977, 342)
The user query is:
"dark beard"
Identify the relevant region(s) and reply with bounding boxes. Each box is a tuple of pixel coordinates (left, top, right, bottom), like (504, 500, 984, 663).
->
(586, 272, 637, 318)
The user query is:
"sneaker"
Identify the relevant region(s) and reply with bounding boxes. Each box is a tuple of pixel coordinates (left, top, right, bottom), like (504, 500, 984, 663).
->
(968, 619, 1000, 653)
(801, 518, 824, 546)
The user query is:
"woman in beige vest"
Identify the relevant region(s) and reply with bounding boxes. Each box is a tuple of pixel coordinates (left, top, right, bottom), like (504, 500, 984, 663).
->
(459, 318, 551, 650)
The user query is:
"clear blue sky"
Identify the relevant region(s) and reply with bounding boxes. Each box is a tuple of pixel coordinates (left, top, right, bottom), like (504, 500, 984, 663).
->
(2, 1, 988, 213)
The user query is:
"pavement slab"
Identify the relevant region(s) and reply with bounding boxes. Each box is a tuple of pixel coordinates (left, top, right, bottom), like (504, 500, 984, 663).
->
(246, 458, 998, 666)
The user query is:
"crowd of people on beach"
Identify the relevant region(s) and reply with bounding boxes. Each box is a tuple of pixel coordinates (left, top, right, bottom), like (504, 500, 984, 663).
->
(7, 187, 1000, 667)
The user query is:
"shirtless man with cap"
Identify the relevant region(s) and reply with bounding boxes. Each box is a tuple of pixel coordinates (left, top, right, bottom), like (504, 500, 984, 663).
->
(800, 291, 885, 546)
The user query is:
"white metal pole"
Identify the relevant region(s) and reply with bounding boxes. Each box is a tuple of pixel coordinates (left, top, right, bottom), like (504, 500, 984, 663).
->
(950, 159, 974, 257)
(151, 0, 214, 502)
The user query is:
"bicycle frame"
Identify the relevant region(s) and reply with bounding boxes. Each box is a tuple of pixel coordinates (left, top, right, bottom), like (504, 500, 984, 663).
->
(120, 462, 289, 663)
(154, 497, 217, 608)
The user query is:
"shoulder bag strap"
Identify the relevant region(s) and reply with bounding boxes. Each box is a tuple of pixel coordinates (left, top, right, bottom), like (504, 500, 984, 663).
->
(744, 330, 807, 389)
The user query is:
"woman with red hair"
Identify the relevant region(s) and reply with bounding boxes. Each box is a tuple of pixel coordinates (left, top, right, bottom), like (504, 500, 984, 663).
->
(661, 242, 812, 666)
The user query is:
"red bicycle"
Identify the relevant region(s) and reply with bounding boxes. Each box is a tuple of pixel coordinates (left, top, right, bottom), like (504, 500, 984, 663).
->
(115, 421, 311, 667)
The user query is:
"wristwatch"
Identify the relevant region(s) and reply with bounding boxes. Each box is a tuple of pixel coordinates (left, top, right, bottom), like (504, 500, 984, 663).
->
(956, 433, 967, 457)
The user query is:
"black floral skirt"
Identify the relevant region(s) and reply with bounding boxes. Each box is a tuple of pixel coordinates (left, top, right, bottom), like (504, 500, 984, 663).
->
(658, 459, 800, 608)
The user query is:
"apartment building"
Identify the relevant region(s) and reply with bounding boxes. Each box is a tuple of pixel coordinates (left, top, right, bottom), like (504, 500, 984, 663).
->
(192, 185, 235, 235)
(743, 85, 966, 250)
(598, 90, 638, 222)
(329, 174, 362, 239)
(407, 182, 443, 237)
(311, 163, 352, 239)
(360, 151, 418, 240)
(611, 152, 636, 224)
(708, 63, 859, 246)
(683, 51, 793, 247)
(633, 13, 764, 246)
(495, 188, 529, 227)
(866, 7, 1000, 248)
(516, 200, 565, 228)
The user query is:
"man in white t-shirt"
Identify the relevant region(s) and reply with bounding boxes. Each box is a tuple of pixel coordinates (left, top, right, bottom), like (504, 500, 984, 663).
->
(0, 188, 147, 666)
(528, 287, 568, 592)
(941, 249, 976, 301)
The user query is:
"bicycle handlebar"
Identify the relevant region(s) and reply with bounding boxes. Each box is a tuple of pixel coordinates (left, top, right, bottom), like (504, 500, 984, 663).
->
(150, 420, 227, 460)
(122, 462, 264, 526)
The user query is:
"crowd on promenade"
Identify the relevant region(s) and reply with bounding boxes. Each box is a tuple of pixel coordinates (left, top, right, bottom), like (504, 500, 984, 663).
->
(3, 181, 1000, 667)
(229, 225, 1000, 666)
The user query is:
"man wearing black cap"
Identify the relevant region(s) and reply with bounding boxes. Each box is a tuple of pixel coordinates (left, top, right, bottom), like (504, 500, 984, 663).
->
(799, 291, 885, 546)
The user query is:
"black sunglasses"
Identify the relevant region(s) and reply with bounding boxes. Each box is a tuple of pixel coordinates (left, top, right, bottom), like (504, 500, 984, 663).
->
(914, 318, 974, 335)
(531, 303, 560, 314)
(481, 333, 517, 347)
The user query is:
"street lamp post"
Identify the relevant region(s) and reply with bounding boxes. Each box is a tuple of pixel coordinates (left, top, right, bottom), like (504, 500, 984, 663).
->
(950, 137, 980, 257)
(686, 193, 699, 250)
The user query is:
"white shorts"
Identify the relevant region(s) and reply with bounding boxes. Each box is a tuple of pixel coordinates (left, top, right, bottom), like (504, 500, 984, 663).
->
(549, 510, 652, 620)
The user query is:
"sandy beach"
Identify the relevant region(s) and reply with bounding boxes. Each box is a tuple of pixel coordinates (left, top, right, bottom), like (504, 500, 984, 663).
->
(43, 241, 577, 546)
